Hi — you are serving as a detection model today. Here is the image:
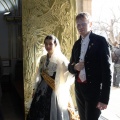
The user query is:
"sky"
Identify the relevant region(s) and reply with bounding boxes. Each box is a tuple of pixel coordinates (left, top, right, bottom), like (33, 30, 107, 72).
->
(92, 0, 120, 37)
(92, 0, 120, 22)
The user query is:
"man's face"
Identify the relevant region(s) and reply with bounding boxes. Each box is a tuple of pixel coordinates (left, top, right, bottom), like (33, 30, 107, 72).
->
(76, 18, 92, 37)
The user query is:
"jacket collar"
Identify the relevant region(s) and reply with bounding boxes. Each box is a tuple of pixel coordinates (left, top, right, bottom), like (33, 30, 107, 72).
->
(79, 31, 95, 58)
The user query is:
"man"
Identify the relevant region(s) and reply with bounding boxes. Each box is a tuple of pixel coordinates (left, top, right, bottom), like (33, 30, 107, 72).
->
(112, 42, 120, 87)
(68, 12, 112, 120)
(0, 56, 4, 120)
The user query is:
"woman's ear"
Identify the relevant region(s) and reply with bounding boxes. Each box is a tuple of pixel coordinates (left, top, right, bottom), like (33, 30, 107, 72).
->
(55, 43, 57, 46)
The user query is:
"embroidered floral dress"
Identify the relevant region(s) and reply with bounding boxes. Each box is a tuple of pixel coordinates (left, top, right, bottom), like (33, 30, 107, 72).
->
(27, 54, 70, 120)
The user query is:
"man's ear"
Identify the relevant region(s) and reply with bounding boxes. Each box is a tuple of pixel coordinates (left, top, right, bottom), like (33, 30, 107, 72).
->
(89, 22, 92, 27)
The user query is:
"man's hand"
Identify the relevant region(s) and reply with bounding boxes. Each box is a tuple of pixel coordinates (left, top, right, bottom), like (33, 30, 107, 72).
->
(96, 102, 107, 110)
(74, 62, 84, 71)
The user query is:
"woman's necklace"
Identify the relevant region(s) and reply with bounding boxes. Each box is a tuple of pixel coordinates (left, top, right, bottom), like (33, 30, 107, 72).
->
(46, 54, 50, 67)
(44, 54, 50, 73)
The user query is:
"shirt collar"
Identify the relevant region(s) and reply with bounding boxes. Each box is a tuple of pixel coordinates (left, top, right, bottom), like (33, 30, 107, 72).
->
(82, 31, 91, 40)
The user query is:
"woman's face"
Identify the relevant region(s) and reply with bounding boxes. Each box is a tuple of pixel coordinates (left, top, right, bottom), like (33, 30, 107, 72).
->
(44, 39, 56, 54)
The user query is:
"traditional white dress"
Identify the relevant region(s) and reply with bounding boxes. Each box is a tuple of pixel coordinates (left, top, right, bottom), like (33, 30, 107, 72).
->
(27, 52, 75, 120)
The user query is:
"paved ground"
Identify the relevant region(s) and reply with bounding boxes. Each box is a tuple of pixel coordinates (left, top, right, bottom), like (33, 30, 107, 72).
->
(99, 87, 120, 120)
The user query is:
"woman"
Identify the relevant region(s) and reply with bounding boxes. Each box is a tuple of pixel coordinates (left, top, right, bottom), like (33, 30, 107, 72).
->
(27, 35, 76, 120)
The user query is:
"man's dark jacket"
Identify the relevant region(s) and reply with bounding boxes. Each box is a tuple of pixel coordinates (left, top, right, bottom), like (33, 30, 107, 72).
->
(68, 32, 112, 104)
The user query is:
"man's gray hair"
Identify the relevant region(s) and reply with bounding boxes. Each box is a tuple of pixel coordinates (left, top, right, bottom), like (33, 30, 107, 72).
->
(76, 12, 92, 22)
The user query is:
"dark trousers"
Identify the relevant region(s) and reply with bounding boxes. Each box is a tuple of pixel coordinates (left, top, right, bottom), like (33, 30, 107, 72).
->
(75, 83, 101, 120)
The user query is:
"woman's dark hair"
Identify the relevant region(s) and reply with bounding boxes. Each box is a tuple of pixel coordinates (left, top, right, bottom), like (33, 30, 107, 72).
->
(44, 35, 57, 45)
